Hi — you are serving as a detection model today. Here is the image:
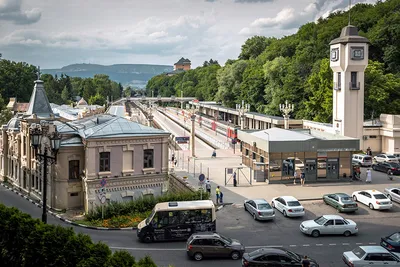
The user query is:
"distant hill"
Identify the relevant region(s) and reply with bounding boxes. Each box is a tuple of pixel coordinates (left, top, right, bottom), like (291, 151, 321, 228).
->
(43, 63, 173, 88)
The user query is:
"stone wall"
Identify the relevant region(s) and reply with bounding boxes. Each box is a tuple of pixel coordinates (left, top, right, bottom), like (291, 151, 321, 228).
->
(168, 173, 196, 194)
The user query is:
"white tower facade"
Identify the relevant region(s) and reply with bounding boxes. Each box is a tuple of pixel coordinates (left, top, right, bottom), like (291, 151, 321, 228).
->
(330, 25, 369, 148)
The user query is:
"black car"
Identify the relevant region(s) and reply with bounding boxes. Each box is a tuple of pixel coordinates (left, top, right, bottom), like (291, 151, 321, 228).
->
(242, 248, 319, 267)
(381, 232, 400, 253)
(372, 162, 400, 175)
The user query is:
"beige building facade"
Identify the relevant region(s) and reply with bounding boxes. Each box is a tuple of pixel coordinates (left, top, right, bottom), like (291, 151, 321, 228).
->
(0, 79, 170, 213)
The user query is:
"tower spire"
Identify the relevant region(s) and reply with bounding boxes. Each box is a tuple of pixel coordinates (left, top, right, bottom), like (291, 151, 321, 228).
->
(348, 0, 352, 25)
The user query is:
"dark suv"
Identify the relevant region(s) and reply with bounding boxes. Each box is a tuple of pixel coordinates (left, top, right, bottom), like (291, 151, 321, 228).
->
(186, 232, 245, 261)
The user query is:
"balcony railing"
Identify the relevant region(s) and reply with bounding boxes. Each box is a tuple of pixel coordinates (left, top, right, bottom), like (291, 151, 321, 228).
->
(349, 82, 360, 90)
(333, 82, 342, 90)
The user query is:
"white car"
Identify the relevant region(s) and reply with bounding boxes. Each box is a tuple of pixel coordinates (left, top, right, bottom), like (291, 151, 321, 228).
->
(343, 246, 400, 266)
(300, 215, 358, 238)
(374, 154, 399, 163)
(271, 196, 305, 217)
(352, 190, 393, 210)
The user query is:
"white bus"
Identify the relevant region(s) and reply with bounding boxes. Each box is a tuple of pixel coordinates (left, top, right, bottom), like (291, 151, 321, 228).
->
(136, 200, 216, 243)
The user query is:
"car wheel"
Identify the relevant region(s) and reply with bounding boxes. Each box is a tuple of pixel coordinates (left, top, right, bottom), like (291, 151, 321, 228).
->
(283, 210, 287, 217)
(343, 230, 351, 237)
(142, 235, 153, 243)
(387, 170, 392, 175)
(271, 201, 275, 208)
(353, 195, 357, 201)
(372, 165, 376, 170)
(369, 203, 374, 210)
(311, 230, 320, 238)
(388, 194, 392, 200)
(194, 252, 203, 261)
(244, 204, 247, 211)
(337, 206, 342, 213)
(253, 213, 257, 220)
(231, 251, 240, 260)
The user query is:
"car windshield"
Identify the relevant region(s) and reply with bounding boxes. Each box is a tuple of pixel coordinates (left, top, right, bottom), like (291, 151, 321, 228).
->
(145, 209, 156, 225)
(341, 196, 353, 202)
(287, 201, 301, 207)
(285, 250, 301, 261)
(388, 155, 396, 159)
(257, 203, 272, 210)
(364, 156, 372, 160)
(389, 163, 400, 168)
(389, 233, 400, 242)
(314, 216, 328, 225)
(352, 247, 366, 259)
(374, 194, 388, 200)
(218, 234, 232, 245)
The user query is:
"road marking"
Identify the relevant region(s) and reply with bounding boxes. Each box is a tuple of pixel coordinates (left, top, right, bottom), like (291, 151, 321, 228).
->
(329, 244, 336, 246)
(356, 243, 363, 245)
(369, 242, 376, 245)
(289, 245, 297, 247)
(316, 244, 323, 246)
(302, 244, 310, 247)
(342, 243, 350, 245)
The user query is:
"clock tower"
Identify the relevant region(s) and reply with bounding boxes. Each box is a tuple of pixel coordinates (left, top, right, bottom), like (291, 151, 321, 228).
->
(330, 25, 369, 148)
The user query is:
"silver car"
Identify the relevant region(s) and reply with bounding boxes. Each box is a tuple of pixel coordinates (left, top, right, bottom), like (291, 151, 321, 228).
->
(244, 199, 275, 221)
(385, 188, 400, 204)
(343, 246, 400, 266)
(300, 215, 358, 237)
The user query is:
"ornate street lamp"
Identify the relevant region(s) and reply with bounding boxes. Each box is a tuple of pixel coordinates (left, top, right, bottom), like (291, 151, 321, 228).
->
(30, 123, 61, 224)
(236, 100, 250, 130)
(279, 100, 294, 130)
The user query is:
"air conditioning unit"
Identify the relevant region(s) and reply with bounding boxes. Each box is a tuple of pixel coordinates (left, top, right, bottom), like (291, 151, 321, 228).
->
(363, 136, 368, 140)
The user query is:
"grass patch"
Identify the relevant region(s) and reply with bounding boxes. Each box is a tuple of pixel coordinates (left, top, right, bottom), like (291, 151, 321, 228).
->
(75, 211, 151, 228)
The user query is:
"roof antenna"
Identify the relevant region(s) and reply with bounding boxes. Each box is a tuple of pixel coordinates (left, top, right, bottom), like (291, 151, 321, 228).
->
(348, 0, 352, 25)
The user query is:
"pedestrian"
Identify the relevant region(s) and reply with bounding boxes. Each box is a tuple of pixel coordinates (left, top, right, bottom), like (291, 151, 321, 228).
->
(301, 255, 311, 267)
(215, 186, 220, 204)
(300, 171, 306, 186)
(233, 172, 237, 187)
(171, 153, 175, 162)
(366, 168, 372, 183)
(174, 158, 177, 167)
(294, 170, 298, 185)
(205, 178, 211, 194)
(219, 191, 224, 204)
(366, 147, 372, 156)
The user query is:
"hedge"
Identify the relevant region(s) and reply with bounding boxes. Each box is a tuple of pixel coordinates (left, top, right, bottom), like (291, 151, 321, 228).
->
(86, 191, 210, 221)
(0, 204, 163, 267)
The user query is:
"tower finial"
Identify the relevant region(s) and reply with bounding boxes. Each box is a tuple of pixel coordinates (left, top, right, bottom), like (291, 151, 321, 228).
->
(348, 0, 352, 25)
(37, 66, 41, 80)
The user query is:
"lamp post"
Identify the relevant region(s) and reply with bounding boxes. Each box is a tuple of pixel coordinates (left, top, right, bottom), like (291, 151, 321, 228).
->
(147, 101, 154, 127)
(279, 100, 294, 130)
(236, 100, 250, 130)
(29, 123, 61, 224)
(187, 104, 198, 157)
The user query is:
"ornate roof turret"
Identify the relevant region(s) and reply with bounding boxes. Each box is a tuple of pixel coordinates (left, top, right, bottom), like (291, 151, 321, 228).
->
(330, 25, 370, 45)
(25, 79, 54, 118)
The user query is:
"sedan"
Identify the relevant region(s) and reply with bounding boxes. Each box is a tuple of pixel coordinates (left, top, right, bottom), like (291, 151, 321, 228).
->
(374, 154, 399, 163)
(271, 196, 305, 217)
(244, 199, 275, 221)
(384, 188, 400, 204)
(242, 247, 319, 267)
(352, 190, 393, 210)
(372, 162, 400, 174)
(381, 232, 400, 253)
(300, 215, 358, 237)
(323, 193, 358, 213)
(343, 246, 400, 266)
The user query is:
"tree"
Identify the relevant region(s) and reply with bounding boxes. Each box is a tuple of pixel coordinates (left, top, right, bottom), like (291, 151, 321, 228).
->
(124, 86, 132, 97)
(106, 251, 136, 267)
(239, 36, 274, 60)
(89, 93, 106, 106)
(61, 85, 73, 102)
(0, 108, 13, 126)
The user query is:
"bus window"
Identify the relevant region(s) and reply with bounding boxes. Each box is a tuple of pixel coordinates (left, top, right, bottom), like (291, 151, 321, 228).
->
(168, 211, 179, 225)
(156, 211, 168, 227)
(179, 210, 190, 224)
(201, 209, 212, 223)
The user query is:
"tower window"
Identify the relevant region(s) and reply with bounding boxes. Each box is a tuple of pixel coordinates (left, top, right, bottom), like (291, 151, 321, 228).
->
(338, 73, 341, 88)
(350, 72, 359, 90)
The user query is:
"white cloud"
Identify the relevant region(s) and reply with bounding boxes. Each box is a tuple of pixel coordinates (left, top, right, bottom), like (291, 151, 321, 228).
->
(0, 0, 41, 25)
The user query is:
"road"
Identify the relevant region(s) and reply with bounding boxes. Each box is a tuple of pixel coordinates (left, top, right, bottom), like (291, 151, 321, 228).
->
(2, 184, 399, 267)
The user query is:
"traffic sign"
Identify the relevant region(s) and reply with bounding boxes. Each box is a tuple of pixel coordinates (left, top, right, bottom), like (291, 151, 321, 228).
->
(175, 136, 190, 143)
(100, 178, 107, 187)
(198, 173, 205, 182)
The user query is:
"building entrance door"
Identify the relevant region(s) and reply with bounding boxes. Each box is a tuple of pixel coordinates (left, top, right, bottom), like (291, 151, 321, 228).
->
(326, 158, 339, 179)
(304, 159, 317, 182)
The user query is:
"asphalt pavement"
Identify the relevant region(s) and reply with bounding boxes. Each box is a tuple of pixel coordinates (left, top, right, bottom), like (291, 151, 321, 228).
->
(2, 184, 399, 267)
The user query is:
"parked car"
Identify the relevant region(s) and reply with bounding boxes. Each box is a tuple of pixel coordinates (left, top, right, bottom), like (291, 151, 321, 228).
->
(244, 199, 275, 220)
(343, 246, 400, 266)
(323, 193, 358, 213)
(394, 154, 400, 162)
(374, 154, 399, 163)
(317, 158, 326, 169)
(269, 161, 280, 171)
(186, 232, 245, 261)
(300, 215, 358, 238)
(384, 188, 400, 203)
(381, 232, 400, 253)
(271, 196, 305, 217)
(352, 190, 393, 210)
(242, 247, 319, 267)
(352, 154, 373, 167)
(372, 162, 400, 174)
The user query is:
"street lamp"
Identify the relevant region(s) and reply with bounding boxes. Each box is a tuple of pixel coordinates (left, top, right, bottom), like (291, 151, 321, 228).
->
(30, 122, 61, 224)
(236, 100, 250, 130)
(147, 101, 154, 127)
(279, 100, 294, 130)
(187, 104, 198, 157)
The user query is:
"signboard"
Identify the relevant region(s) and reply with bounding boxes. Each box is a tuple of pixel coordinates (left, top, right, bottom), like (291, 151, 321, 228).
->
(175, 136, 190, 144)
(198, 173, 205, 182)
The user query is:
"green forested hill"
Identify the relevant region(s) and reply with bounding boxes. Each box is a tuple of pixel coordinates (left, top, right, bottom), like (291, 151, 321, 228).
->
(146, 0, 400, 123)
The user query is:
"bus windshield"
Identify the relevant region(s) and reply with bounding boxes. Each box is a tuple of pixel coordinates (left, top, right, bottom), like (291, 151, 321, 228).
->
(145, 209, 156, 225)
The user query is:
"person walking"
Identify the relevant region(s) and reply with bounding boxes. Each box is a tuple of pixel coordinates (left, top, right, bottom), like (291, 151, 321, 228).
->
(215, 186, 221, 204)
(301, 255, 311, 267)
(293, 170, 298, 185)
(205, 178, 211, 194)
(233, 172, 237, 187)
(366, 168, 372, 183)
(300, 171, 306, 186)
(219, 190, 224, 204)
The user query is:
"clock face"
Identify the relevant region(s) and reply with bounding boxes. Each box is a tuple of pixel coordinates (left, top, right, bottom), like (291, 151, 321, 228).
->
(351, 47, 364, 60)
(331, 48, 339, 62)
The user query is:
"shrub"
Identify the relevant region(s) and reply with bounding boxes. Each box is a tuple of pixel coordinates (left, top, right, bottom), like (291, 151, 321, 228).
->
(0, 204, 160, 267)
(86, 191, 210, 221)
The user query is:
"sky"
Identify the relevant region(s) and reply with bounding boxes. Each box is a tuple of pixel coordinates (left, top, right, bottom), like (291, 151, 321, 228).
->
(0, 0, 379, 69)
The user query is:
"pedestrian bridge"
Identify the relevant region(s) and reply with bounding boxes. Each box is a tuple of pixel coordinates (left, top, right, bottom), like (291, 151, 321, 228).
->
(112, 96, 196, 105)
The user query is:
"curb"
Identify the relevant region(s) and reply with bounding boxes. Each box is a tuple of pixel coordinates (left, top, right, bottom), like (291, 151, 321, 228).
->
(0, 182, 136, 231)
